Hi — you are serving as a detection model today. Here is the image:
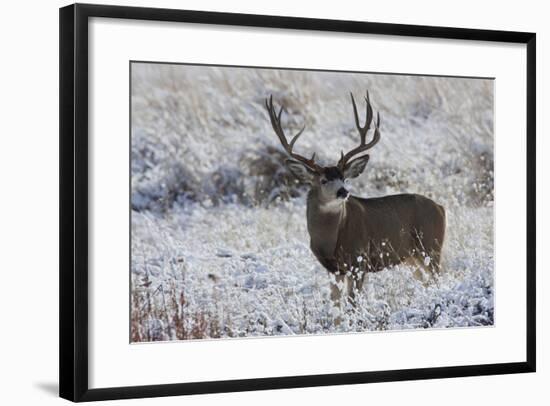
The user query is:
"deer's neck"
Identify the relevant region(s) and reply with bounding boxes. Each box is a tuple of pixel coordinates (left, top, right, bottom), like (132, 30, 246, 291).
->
(306, 190, 347, 267)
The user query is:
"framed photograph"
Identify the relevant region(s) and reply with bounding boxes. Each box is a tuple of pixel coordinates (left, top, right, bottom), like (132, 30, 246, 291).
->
(59, 3, 536, 402)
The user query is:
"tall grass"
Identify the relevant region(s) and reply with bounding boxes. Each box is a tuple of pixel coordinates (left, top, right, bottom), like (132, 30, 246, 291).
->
(130, 63, 494, 342)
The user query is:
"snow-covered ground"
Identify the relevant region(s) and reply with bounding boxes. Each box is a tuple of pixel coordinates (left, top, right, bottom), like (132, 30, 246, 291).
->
(130, 63, 494, 342)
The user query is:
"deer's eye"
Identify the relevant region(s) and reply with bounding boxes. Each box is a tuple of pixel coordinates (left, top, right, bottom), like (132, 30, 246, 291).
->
(321, 179, 328, 185)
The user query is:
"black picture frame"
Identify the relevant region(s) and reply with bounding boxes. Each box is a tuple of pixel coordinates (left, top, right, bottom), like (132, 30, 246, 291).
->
(59, 3, 536, 402)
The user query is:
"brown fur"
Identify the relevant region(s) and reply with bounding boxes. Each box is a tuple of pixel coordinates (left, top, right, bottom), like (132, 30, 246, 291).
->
(307, 191, 446, 309)
(336, 193, 446, 273)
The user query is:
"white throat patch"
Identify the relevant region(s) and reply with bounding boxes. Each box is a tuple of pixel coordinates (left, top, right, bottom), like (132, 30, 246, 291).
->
(319, 197, 348, 214)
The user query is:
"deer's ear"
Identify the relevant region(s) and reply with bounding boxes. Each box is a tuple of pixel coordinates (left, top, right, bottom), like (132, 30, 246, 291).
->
(285, 159, 316, 183)
(344, 155, 370, 179)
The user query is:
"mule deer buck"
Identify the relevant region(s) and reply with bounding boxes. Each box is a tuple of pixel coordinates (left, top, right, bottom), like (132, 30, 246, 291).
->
(265, 92, 446, 311)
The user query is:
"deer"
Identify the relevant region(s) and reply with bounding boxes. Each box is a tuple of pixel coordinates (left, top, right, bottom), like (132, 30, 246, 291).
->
(265, 92, 446, 313)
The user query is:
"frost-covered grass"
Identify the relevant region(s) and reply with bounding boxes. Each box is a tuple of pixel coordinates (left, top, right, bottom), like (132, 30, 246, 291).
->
(130, 63, 494, 342)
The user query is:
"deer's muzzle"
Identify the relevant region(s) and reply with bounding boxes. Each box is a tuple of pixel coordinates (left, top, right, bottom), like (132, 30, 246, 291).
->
(336, 187, 349, 199)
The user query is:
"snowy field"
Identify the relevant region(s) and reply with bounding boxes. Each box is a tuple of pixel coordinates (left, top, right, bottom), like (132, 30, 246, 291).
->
(130, 63, 494, 342)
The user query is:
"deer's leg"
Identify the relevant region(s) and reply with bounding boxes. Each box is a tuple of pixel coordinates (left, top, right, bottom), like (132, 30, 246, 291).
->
(330, 274, 348, 326)
(330, 274, 347, 307)
(428, 250, 442, 272)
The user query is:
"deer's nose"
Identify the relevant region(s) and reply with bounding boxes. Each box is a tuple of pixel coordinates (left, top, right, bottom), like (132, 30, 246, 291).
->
(336, 187, 349, 199)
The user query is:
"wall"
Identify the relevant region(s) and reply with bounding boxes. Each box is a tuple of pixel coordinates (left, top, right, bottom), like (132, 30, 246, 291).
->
(0, 0, 545, 404)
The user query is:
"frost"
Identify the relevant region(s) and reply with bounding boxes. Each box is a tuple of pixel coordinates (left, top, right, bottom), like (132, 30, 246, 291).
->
(130, 64, 494, 341)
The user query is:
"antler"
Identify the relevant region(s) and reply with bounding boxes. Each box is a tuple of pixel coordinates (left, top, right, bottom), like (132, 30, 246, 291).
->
(265, 95, 321, 172)
(337, 91, 381, 170)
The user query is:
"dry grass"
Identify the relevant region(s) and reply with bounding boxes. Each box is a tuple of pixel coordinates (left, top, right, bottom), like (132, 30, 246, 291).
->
(130, 63, 494, 341)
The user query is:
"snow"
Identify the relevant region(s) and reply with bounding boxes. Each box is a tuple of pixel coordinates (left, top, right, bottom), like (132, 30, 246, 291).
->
(130, 63, 494, 341)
